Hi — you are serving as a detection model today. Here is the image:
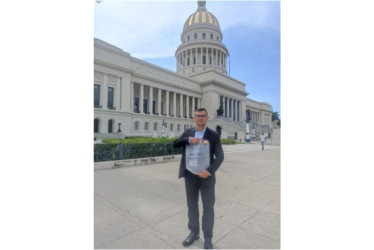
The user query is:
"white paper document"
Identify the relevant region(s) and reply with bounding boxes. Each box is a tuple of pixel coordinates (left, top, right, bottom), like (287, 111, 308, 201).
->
(185, 140, 210, 174)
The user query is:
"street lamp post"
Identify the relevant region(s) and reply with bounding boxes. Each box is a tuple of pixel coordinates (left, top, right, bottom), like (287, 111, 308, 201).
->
(162, 119, 167, 137)
(116, 123, 122, 138)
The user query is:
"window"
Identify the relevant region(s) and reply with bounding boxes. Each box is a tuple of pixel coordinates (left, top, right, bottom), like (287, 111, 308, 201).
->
(177, 124, 180, 131)
(193, 57, 196, 65)
(210, 34, 213, 40)
(209, 56, 212, 65)
(108, 119, 113, 133)
(94, 84, 100, 108)
(134, 121, 139, 130)
(170, 124, 173, 131)
(154, 122, 158, 131)
(194, 33, 197, 40)
(144, 122, 149, 131)
(152, 100, 156, 114)
(187, 35, 190, 41)
(108, 87, 114, 109)
(187, 58, 190, 66)
(134, 97, 139, 113)
(94, 119, 99, 133)
(202, 56, 206, 64)
(202, 33, 206, 39)
(143, 99, 148, 114)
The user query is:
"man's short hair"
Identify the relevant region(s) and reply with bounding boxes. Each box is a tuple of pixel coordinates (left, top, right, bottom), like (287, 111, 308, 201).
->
(195, 108, 208, 115)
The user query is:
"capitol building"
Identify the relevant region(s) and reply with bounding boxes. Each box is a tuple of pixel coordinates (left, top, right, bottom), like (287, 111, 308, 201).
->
(94, 1, 273, 142)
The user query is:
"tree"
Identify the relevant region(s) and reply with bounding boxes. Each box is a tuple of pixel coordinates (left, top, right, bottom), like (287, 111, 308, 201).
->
(272, 112, 279, 121)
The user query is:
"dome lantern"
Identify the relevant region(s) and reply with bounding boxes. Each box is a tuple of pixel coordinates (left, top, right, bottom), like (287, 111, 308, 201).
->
(197, 0, 207, 10)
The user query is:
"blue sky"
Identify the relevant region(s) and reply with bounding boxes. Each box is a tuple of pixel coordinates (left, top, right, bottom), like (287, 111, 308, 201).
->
(94, 0, 280, 118)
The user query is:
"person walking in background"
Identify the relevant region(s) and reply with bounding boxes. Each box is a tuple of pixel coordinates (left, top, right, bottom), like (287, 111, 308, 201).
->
(173, 108, 224, 249)
(260, 132, 267, 151)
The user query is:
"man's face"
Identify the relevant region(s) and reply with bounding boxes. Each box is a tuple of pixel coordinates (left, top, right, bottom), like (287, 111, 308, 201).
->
(194, 110, 209, 126)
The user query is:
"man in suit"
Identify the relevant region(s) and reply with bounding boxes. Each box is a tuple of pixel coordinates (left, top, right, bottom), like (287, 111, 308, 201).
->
(173, 108, 224, 249)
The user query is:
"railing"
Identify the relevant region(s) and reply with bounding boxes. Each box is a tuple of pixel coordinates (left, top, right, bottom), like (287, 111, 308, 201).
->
(94, 142, 182, 162)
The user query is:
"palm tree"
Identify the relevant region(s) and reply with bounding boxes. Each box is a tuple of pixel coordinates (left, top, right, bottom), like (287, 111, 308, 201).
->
(272, 112, 279, 121)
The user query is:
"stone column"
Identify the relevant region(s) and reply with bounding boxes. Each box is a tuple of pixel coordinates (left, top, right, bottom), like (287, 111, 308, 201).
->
(149, 86, 153, 114)
(173, 92, 177, 116)
(191, 96, 195, 114)
(158, 88, 162, 115)
(180, 93, 183, 117)
(186, 95, 190, 118)
(102, 74, 108, 109)
(216, 50, 219, 66)
(121, 77, 127, 111)
(237, 101, 240, 121)
(116, 77, 120, 110)
(139, 84, 144, 114)
(166, 90, 169, 116)
(201, 47, 203, 65)
(131, 82, 134, 112)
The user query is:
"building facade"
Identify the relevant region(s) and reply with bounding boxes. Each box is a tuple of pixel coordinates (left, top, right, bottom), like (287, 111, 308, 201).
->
(94, 1, 273, 141)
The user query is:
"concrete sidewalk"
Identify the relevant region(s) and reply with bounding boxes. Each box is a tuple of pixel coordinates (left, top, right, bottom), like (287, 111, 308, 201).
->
(94, 143, 280, 249)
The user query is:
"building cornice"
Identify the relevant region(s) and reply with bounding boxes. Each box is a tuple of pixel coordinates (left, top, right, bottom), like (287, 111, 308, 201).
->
(132, 73, 202, 96)
(190, 69, 246, 87)
(200, 80, 248, 96)
(94, 59, 134, 75)
(94, 38, 130, 57)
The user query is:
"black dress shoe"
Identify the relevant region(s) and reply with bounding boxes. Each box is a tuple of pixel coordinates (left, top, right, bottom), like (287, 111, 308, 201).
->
(204, 238, 213, 249)
(183, 231, 199, 246)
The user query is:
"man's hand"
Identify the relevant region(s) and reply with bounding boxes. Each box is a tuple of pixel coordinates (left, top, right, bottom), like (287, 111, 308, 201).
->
(196, 170, 210, 179)
(190, 137, 202, 145)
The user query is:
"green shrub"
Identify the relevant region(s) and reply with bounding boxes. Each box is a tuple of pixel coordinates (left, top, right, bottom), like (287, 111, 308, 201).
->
(221, 138, 237, 145)
(102, 137, 178, 144)
(96, 137, 182, 162)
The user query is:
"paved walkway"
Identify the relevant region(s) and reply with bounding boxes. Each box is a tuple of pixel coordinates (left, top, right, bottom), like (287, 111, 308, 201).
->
(94, 143, 280, 249)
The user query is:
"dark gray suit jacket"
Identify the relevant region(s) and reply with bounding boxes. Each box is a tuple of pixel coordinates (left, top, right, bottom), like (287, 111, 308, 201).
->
(173, 127, 224, 178)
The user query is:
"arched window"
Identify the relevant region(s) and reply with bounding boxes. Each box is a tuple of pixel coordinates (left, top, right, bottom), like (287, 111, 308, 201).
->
(108, 119, 113, 133)
(134, 121, 139, 130)
(202, 33, 206, 39)
(194, 33, 197, 40)
(210, 34, 213, 40)
(94, 119, 99, 133)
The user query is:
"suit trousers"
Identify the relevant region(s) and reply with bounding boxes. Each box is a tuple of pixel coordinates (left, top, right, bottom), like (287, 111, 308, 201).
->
(184, 171, 216, 238)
